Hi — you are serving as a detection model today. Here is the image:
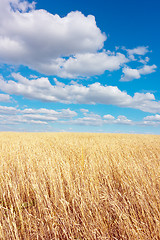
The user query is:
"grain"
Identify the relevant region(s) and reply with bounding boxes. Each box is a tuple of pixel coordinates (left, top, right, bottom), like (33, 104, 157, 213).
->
(0, 133, 160, 239)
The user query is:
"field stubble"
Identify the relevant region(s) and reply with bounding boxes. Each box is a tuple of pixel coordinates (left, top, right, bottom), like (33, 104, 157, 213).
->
(0, 133, 160, 239)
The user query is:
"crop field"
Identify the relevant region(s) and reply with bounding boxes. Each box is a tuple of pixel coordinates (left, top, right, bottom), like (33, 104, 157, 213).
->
(0, 133, 160, 239)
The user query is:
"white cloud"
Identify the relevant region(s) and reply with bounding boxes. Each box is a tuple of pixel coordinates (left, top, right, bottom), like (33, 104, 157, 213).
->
(10, 0, 36, 12)
(66, 114, 103, 126)
(120, 67, 140, 82)
(0, 74, 160, 114)
(0, 105, 133, 127)
(80, 109, 89, 113)
(60, 113, 133, 126)
(0, 1, 157, 80)
(0, 105, 77, 125)
(104, 115, 132, 125)
(122, 46, 150, 62)
(138, 64, 157, 75)
(60, 113, 160, 127)
(0, 105, 160, 128)
(0, 93, 11, 102)
(116, 115, 132, 125)
(24, 114, 58, 121)
(0, 105, 18, 114)
(0, 0, 108, 76)
(143, 114, 160, 121)
(120, 64, 157, 82)
(141, 120, 160, 127)
(125, 46, 149, 56)
(139, 56, 150, 64)
(22, 108, 77, 118)
(103, 114, 115, 120)
(58, 52, 128, 78)
(0, 114, 48, 125)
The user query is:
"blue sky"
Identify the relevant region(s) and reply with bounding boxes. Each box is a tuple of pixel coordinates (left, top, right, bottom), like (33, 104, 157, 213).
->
(0, 0, 160, 133)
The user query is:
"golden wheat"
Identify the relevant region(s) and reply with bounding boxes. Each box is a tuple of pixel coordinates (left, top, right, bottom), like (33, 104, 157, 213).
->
(0, 132, 160, 239)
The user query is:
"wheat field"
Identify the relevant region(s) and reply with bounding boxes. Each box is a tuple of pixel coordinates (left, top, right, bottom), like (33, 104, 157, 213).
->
(0, 132, 160, 240)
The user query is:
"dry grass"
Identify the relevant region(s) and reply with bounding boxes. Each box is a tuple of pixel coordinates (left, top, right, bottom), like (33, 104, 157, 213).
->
(0, 132, 160, 240)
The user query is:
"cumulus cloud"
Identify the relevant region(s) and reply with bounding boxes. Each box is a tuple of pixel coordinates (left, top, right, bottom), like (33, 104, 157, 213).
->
(0, 116, 48, 125)
(138, 64, 157, 75)
(115, 115, 132, 125)
(10, 0, 36, 12)
(0, 0, 111, 77)
(60, 112, 133, 126)
(139, 56, 150, 64)
(120, 67, 140, 82)
(22, 108, 77, 118)
(0, 1, 157, 80)
(66, 113, 103, 126)
(125, 46, 149, 56)
(80, 109, 89, 113)
(0, 104, 159, 128)
(0, 105, 18, 114)
(103, 114, 115, 120)
(58, 52, 128, 78)
(29, 51, 128, 78)
(143, 114, 160, 121)
(0, 105, 77, 125)
(0, 105, 133, 127)
(60, 112, 160, 127)
(0, 74, 160, 113)
(141, 114, 160, 126)
(122, 46, 151, 62)
(120, 64, 157, 82)
(0, 93, 11, 102)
